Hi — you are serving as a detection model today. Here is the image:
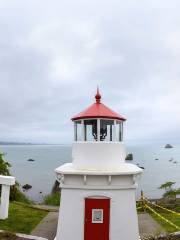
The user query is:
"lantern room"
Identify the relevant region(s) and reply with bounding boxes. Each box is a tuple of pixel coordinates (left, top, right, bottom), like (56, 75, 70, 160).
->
(72, 89, 126, 142)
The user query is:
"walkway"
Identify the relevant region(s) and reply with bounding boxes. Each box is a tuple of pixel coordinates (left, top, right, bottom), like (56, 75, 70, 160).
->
(31, 208, 59, 240)
(138, 213, 166, 237)
(31, 210, 165, 239)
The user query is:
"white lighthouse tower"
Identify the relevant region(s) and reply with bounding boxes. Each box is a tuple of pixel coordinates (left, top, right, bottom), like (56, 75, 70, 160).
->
(55, 89, 142, 240)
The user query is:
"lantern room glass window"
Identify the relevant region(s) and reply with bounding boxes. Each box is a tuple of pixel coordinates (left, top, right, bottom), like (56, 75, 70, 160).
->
(74, 121, 82, 141)
(74, 118, 123, 142)
(100, 119, 114, 141)
(84, 119, 97, 141)
(115, 120, 123, 141)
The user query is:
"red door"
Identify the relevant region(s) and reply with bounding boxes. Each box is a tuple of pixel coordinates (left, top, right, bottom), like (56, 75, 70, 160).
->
(84, 198, 110, 240)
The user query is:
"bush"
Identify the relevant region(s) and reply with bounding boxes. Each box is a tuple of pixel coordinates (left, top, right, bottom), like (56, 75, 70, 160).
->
(10, 184, 31, 204)
(0, 153, 11, 175)
(142, 235, 179, 240)
(44, 192, 60, 206)
(0, 231, 16, 240)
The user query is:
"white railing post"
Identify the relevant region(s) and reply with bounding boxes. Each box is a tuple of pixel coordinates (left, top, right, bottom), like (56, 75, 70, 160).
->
(0, 175, 15, 219)
(0, 185, 10, 219)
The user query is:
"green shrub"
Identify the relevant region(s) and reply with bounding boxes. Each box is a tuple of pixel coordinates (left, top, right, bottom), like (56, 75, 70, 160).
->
(142, 235, 179, 240)
(0, 153, 11, 176)
(44, 192, 60, 206)
(0, 231, 16, 240)
(10, 184, 31, 204)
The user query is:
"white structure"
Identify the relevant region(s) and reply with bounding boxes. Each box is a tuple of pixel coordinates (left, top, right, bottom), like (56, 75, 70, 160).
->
(0, 175, 15, 219)
(55, 89, 142, 240)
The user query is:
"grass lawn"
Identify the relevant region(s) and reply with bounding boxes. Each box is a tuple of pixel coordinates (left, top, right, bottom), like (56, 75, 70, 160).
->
(148, 209, 180, 233)
(0, 202, 48, 234)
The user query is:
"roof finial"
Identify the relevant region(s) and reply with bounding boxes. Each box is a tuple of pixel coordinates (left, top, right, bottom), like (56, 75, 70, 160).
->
(95, 86, 101, 103)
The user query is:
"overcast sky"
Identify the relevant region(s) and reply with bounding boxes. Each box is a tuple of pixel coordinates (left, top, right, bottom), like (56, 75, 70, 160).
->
(0, 0, 180, 144)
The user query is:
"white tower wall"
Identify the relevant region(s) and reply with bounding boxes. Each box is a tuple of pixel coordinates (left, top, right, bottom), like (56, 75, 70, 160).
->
(72, 142, 126, 170)
(55, 173, 140, 240)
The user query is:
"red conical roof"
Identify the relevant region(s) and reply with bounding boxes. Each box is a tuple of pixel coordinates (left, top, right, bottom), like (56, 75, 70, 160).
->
(71, 88, 126, 121)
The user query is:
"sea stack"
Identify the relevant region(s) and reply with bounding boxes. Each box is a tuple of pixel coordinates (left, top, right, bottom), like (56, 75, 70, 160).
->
(55, 88, 143, 240)
(125, 153, 133, 160)
(22, 184, 32, 190)
(27, 158, 35, 162)
(165, 144, 173, 148)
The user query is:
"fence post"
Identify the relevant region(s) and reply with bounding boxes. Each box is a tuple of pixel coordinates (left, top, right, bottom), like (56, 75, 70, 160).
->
(0, 185, 11, 219)
(141, 190, 146, 212)
(0, 176, 15, 219)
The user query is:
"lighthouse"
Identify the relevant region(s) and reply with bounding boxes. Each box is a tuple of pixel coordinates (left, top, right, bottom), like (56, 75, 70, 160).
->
(55, 89, 142, 240)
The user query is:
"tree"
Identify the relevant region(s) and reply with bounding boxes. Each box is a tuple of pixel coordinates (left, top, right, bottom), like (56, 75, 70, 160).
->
(158, 181, 175, 191)
(0, 153, 11, 175)
(163, 189, 179, 202)
(159, 181, 180, 203)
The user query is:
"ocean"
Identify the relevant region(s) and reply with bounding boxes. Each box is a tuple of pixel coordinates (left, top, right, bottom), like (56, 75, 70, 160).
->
(0, 143, 179, 202)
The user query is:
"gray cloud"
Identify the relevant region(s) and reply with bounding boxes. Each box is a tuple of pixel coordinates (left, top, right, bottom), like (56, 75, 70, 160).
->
(0, 0, 180, 143)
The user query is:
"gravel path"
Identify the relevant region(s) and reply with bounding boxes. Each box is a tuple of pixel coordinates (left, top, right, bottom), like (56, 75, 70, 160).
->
(138, 213, 166, 237)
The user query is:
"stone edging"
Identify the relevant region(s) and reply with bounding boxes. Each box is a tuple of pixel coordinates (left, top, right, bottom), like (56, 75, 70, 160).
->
(16, 233, 48, 240)
(0, 230, 48, 240)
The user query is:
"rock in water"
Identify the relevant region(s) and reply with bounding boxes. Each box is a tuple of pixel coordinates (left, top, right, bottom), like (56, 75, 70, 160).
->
(22, 184, 32, 190)
(125, 153, 133, 161)
(165, 144, 173, 148)
(139, 166, 145, 169)
(51, 180, 60, 193)
(27, 158, 35, 162)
